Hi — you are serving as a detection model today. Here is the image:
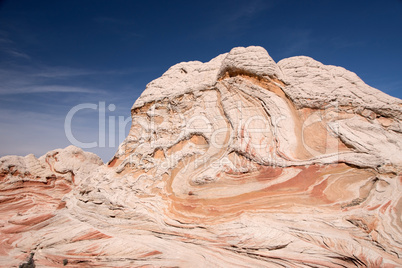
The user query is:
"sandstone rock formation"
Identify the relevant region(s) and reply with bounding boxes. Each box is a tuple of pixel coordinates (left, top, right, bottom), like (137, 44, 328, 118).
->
(1, 46, 401, 267)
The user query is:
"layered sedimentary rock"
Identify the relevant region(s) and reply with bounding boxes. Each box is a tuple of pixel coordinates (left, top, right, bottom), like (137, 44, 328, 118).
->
(1, 46, 401, 267)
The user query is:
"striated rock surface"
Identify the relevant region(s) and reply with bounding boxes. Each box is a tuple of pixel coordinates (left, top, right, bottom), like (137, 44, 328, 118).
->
(1, 46, 402, 267)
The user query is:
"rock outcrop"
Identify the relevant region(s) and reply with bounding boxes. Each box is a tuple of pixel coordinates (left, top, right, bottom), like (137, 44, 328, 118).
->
(1, 46, 401, 267)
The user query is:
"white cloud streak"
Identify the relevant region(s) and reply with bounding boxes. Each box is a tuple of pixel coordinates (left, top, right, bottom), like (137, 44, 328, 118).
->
(3, 85, 100, 95)
(5, 49, 31, 59)
(0, 31, 32, 60)
(0, 64, 107, 95)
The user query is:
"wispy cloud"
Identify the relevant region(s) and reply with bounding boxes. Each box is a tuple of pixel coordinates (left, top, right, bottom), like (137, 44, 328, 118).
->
(32, 67, 97, 78)
(0, 55, 134, 160)
(31, 66, 142, 78)
(6, 49, 31, 59)
(0, 36, 13, 45)
(0, 64, 106, 95)
(0, 30, 32, 60)
(0, 107, 69, 156)
(194, 0, 275, 39)
(220, 0, 268, 24)
(1, 85, 101, 95)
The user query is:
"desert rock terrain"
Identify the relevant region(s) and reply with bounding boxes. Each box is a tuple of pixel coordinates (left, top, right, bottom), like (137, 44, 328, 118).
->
(1, 46, 401, 267)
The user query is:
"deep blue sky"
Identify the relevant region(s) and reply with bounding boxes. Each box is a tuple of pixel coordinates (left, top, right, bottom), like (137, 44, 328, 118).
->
(0, 0, 401, 162)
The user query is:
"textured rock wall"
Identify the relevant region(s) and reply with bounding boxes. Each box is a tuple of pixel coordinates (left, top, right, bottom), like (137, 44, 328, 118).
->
(1, 46, 401, 267)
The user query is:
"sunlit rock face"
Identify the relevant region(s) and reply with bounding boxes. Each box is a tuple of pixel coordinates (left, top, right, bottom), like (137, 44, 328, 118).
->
(1, 46, 402, 267)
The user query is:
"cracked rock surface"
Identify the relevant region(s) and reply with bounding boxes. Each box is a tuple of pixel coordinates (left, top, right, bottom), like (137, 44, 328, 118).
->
(1, 46, 402, 267)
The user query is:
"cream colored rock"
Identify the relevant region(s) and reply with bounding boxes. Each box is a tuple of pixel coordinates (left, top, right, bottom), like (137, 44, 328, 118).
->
(218, 46, 283, 79)
(1, 46, 402, 267)
(0, 146, 103, 267)
(278, 56, 402, 119)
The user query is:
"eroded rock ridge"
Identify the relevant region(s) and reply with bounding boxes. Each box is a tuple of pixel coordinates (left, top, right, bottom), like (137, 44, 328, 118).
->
(1, 46, 401, 267)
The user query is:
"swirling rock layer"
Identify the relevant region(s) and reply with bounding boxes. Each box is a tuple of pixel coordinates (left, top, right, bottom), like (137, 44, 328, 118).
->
(1, 46, 402, 267)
